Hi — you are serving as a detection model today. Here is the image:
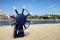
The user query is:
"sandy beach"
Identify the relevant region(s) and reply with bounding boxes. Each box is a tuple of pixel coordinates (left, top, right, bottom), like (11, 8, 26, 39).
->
(0, 24, 60, 40)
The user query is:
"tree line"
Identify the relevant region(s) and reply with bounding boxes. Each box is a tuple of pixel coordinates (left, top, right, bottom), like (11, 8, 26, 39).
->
(0, 14, 60, 21)
(27, 14, 60, 19)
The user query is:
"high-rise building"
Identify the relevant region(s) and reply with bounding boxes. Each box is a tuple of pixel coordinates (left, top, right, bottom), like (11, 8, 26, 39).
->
(0, 10, 3, 15)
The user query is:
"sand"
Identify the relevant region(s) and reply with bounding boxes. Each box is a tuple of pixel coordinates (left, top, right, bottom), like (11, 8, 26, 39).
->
(0, 24, 60, 40)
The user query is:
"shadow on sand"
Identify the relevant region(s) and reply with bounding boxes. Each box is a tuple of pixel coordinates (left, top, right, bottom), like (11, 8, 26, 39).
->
(24, 32, 30, 37)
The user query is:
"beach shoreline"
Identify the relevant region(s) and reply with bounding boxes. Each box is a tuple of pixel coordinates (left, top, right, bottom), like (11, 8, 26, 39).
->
(0, 24, 60, 40)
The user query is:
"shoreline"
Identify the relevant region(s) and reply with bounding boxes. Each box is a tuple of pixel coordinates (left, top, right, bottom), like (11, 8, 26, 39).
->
(0, 24, 60, 40)
(0, 19, 60, 21)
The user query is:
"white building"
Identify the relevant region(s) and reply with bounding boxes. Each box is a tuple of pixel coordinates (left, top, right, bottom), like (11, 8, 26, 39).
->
(0, 10, 3, 15)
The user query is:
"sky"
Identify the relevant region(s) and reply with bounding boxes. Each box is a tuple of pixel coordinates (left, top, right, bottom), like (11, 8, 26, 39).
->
(0, 0, 60, 15)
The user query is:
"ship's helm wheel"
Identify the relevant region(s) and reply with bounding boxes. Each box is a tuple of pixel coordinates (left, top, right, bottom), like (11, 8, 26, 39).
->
(11, 7, 31, 32)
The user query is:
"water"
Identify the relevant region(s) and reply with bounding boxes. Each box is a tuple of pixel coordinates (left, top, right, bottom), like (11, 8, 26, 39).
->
(0, 20, 60, 25)
(0, 21, 11, 25)
(31, 21, 60, 24)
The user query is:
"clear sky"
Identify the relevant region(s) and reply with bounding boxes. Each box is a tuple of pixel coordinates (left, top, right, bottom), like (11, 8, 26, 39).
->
(0, 0, 60, 15)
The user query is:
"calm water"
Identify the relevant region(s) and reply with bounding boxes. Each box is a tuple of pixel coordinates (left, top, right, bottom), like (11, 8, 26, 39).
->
(0, 20, 60, 25)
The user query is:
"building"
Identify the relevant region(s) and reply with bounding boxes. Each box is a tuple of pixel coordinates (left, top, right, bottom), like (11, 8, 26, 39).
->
(0, 10, 3, 15)
(0, 10, 4, 21)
